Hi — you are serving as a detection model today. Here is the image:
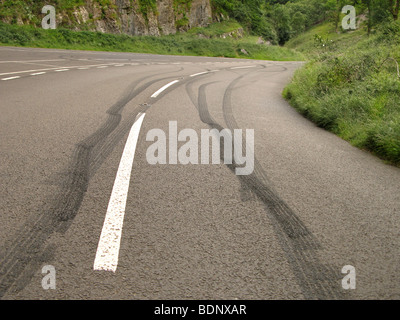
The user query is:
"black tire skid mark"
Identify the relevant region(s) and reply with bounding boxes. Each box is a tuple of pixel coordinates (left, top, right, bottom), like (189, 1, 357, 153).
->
(186, 70, 345, 299)
(1, 71, 175, 266)
(0, 67, 183, 298)
(222, 72, 345, 299)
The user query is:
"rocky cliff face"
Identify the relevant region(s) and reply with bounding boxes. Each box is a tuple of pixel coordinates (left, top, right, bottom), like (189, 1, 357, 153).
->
(62, 0, 212, 36)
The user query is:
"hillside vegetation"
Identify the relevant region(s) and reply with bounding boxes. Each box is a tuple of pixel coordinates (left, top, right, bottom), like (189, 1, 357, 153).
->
(0, 1, 378, 43)
(284, 17, 400, 165)
(0, 20, 304, 61)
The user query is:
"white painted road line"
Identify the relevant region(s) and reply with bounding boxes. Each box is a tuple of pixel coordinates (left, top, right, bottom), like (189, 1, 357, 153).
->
(97, 66, 108, 68)
(151, 80, 179, 98)
(0, 63, 123, 76)
(1, 76, 20, 81)
(190, 71, 208, 77)
(230, 66, 257, 70)
(54, 69, 69, 72)
(93, 112, 146, 272)
(0, 59, 66, 64)
(94, 58, 128, 61)
(30, 72, 46, 76)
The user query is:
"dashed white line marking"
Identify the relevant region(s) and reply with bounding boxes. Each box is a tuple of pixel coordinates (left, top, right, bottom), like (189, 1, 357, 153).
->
(230, 66, 257, 70)
(30, 72, 46, 76)
(93, 112, 146, 272)
(0, 59, 66, 64)
(97, 66, 108, 68)
(94, 58, 128, 61)
(151, 80, 179, 98)
(0, 63, 124, 76)
(1, 76, 20, 81)
(190, 71, 208, 77)
(54, 69, 69, 72)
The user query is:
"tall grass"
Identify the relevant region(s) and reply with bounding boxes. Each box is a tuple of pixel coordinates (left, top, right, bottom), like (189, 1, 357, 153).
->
(0, 21, 304, 61)
(283, 21, 400, 165)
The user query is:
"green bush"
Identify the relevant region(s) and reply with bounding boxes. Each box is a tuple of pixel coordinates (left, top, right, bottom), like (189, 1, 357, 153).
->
(284, 24, 400, 165)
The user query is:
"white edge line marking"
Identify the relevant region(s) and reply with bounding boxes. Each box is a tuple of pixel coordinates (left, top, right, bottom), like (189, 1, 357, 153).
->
(0, 59, 66, 64)
(151, 80, 179, 98)
(0, 63, 122, 76)
(1, 76, 20, 81)
(93, 112, 146, 272)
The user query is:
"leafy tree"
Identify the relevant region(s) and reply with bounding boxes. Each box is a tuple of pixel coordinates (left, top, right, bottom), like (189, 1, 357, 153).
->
(359, 0, 400, 34)
(291, 11, 306, 35)
(270, 4, 291, 45)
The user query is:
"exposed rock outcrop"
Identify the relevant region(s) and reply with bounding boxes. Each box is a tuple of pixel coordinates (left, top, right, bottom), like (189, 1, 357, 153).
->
(56, 0, 212, 36)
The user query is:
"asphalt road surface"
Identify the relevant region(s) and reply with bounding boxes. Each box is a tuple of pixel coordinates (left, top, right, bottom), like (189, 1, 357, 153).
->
(0, 46, 399, 300)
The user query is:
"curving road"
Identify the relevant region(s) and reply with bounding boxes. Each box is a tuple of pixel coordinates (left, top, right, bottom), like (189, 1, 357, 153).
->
(0, 46, 399, 300)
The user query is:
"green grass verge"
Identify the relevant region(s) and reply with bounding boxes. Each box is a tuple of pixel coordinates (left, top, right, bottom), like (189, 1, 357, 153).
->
(283, 21, 400, 166)
(0, 21, 304, 61)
